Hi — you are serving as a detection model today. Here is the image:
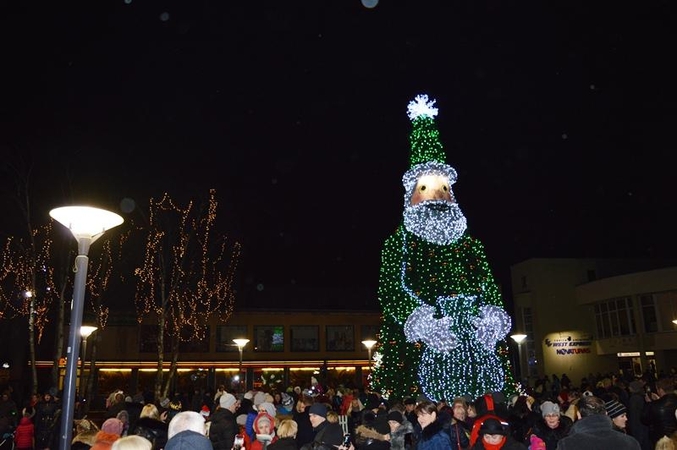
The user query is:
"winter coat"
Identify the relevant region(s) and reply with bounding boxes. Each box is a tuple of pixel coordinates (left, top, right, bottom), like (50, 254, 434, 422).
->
(14, 416, 34, 449)
(389, 419, 414, 450)
(293, 408, 314, 449)
(128, 416, 168, 450)
(300, 420, 344, 450)
(165, 430, 213, 450)
(641, 392, 677, 447)
(415, 419, 451, 450)
(528, 415, 572, 450)
(354, 424, 390, 450)
(34, 400, 60, 449)
(555, 414, 641, 450)
(210, 407, 239, 450)
(268, 437, 299, 450)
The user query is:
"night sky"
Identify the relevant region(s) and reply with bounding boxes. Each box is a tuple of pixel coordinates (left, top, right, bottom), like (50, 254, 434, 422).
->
(1, 1, 675, 309)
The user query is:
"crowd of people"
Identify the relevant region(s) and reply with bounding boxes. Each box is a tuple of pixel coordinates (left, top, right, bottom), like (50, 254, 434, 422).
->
(2, 370, 677, 450)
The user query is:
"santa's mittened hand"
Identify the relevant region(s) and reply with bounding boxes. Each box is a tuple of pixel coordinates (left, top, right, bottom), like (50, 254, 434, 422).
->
(472, 305, 512, 350)
(404, 305, 458, 352)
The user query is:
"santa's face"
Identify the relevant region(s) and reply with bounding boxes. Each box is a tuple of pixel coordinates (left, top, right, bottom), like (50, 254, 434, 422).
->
(403, 172, 467, 245)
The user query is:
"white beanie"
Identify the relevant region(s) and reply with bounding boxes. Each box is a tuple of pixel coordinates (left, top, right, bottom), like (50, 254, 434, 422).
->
(253, 391, 266, 406)
(258, 402, 276, 418)
(220, 393, 237, 409)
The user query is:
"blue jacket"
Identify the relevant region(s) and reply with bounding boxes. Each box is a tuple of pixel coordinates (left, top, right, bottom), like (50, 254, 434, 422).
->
(415, 420, 451, 450)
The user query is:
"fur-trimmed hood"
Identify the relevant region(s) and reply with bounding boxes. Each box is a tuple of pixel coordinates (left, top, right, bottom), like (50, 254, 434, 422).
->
(355, 425, 388, 442)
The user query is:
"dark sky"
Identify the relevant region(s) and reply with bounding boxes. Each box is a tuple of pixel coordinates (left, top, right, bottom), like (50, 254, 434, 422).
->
(1, 1, 676, 308)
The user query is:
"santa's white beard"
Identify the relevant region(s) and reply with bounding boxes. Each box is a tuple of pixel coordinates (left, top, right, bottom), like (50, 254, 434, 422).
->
(403, 200, 467, 245)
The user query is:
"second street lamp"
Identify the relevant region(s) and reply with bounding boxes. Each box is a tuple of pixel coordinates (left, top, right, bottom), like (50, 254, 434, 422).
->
(511, 333, 528, 383)
(79, 326, 97, 401)
(233, 338, 249, 393)
(362, 339, 377, 375)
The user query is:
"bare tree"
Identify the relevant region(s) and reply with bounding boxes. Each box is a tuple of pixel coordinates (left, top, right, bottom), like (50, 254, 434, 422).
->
(132, 189, 240, 400)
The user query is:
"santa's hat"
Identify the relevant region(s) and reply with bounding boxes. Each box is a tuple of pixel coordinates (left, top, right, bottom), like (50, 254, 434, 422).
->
(402, 94, 458, 202)
(200, 405, 210, 418)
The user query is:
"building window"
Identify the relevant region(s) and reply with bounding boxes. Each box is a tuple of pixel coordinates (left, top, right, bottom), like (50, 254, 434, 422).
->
(594, 297, 635, 338)
(641, 294, 658, 333)
(216, 325, 248, 352)
(254, 325, 284, 352)
(326, 326, 355, 351)
(290, 326, 319, 352)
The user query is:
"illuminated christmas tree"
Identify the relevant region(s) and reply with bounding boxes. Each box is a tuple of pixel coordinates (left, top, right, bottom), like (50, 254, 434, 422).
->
(370, 94, 516, 402)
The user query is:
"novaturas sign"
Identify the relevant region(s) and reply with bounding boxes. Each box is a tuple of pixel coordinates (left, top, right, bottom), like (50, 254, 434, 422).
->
(545, 334, 593, 356)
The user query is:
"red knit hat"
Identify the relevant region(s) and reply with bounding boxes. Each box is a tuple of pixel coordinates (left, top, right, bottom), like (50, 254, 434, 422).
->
(200, 405, 210, 418)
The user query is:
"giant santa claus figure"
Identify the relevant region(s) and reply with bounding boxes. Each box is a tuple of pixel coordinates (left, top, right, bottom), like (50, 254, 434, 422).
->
(371, 94, 514, 402)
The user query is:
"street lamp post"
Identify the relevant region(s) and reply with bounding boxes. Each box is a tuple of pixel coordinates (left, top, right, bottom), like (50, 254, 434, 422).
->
(511, 333, 528, 384)
(79, 326, 97, 401)
(233, 338, 249, 393)
(50, 206, 123, 450)
(361, 339, 377, 376)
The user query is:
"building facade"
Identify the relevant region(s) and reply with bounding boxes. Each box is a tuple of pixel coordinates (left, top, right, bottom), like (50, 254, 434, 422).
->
(43, 309, 381, 406)
(511, 258, 677, 387)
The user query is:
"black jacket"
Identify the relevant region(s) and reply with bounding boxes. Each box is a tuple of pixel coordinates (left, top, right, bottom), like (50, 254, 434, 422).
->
(528, 415, 572, 450)
(268, 437, 299, 450)
(556, 414, 640, 450)
(128, 416, 168, 450)
(641, 393, 677, 446)
(209, 408, 238, 450)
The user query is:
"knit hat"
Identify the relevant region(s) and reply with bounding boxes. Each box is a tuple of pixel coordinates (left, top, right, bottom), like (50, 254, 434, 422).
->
(406, 94, 447, 167)
(403, 398, 416, 406)
(253, 391, 266, 406)
(165, 430, 213, 450)
(308, 403, 327, 418)
(605, 400, 627, 419)
(244, 391, 255, 400)
(387, 410, 403, 424)
(540, 401, 560, 417)
(258, 402, 276, 418)
(264, 393, 274, 404)
(101, 418, 124, 436)
(479, 418, 507, 436)
(200, 405, 210, 418)
(220, 393, 237, 409)
(281, 392, 294, 408)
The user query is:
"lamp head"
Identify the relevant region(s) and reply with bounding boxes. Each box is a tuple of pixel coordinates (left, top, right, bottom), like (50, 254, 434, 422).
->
(511, 334, 527, 344)
(50, 206, 124, 245)
(362, 340, 377, 350)
(80, 326, 98, 339)
(233, 338, 250, 349)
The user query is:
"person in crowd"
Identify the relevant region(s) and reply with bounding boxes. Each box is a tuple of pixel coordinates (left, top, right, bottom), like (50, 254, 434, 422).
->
(555, 395, 640, 450)
(91, 418, 124, 450)
(347, 397, 365, 435)
(0, 391, 19, 429)
(210, 392, 239, 450)
(507, 396, 538, 444)
(72, 419, 100, 450)
(107, 393, 127, 420)
(14, 411, 35, 450)
(167, 411, 207, 439)
(116, 410, 130, 437)
(251, 412, 278, 450)
(293, 396, 314, 449)
(386, 410, 413, 450)
(640, 375, 677, 449)
(110, 435, 151, 450)
(268, 419, 298, 450)
(449, 397, 471, 449)
(165, 429, 213, 450)
(561, 390, 580, 423)
(604, 400, 630, 434)
(469, 393, 509, 446)
(128, 403, 169, 450)
(277, 394, 295, 418)
(413, 400, 450, 450)
(402, 399, 417, 429)
(301, 403, 343, 450)
(470, 417, 527, 450)
(626, 379, 651, 450)
(35, 391, 60, 450)
(526, 400, 572, 450)
(353, 409, 390, 450)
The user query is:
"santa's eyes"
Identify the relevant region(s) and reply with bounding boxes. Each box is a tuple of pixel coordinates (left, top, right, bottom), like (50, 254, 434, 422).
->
(418, 185, 449, 192)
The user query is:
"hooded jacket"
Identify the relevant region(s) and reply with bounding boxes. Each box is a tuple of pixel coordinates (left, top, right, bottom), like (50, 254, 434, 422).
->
(14, 416, 34, 449)
(251, 412, 278, 450)
(354, 424, 390, 450)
